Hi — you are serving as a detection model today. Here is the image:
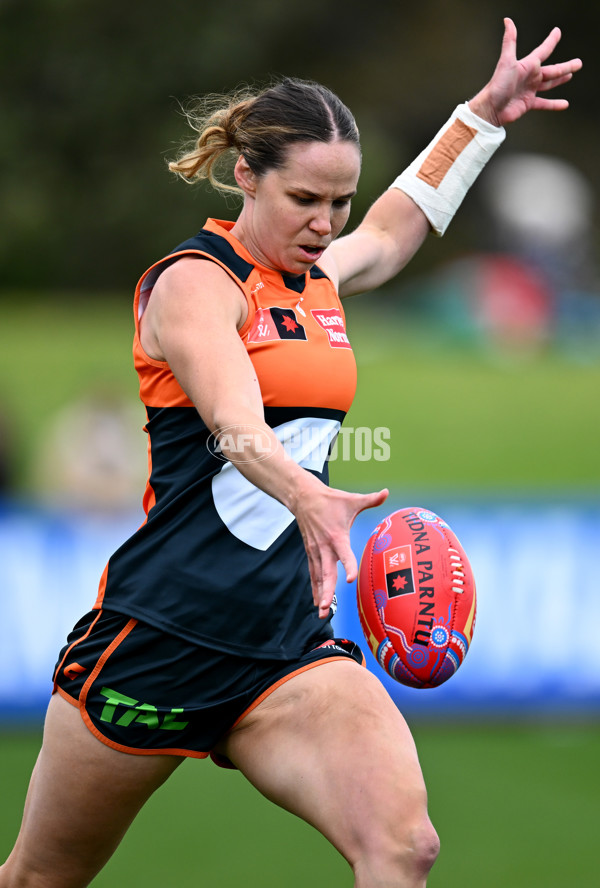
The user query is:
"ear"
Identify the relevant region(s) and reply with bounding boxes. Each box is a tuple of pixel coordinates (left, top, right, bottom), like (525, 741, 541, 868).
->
(234, 155, 257, 197)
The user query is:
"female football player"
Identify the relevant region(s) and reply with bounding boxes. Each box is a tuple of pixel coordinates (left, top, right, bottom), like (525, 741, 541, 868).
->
(1, 18, 580, 888)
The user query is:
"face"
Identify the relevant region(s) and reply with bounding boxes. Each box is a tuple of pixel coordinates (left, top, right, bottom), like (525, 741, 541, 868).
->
(233, 139, 361, 275)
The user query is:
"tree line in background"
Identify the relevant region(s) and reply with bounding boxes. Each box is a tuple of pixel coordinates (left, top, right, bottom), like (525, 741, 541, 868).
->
(1, 0, 596, 291)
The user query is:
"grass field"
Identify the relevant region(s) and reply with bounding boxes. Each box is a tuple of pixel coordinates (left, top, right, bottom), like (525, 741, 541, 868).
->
(1, 722, 598, 886)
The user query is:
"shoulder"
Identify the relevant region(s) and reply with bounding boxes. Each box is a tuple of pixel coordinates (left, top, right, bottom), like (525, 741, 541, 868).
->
(140, 256, 248, 362)
(156, 257, 247, 325)
(155, 253, 236, 289)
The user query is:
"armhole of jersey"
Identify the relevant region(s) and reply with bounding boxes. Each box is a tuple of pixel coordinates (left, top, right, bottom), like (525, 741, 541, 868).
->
(335, 286, 348, 329)
(133, 250, 253, 365)
(237, 290, 256, 341)
(314, 252, 340, 294)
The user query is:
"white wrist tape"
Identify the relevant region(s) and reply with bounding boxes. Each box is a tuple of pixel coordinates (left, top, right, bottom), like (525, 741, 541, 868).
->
(389, 103, 506, 236)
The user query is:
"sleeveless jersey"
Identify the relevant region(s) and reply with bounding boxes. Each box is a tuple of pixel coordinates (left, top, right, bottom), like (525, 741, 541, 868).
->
(94, 218, 357, 658)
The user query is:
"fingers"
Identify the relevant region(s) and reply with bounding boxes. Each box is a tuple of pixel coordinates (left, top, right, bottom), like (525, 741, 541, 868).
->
(472, 19, 579, 126)
(510, 17, 581, 78)
(321, 545, 357, 618)
(497, 19, 581, 120)
(501, 17, 517, 48)
(540, 60, 582, 81)
(531, 97, 570, 113)
(538, 62, 582, 97)
(303, 486, 389, 619)
(353, 487, 389, 520)
(531, 25, 563, 64)
(537, 72, 575, 94)
(534, 56, 582, 105)
(307, 543, 352, 619)
(338, 538, 359, 586)
(527, 24, 582, 73)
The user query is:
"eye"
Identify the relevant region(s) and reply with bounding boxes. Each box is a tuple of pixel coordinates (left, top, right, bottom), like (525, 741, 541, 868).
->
(291, 194, 315, 205)
(333, 198, 351, 209)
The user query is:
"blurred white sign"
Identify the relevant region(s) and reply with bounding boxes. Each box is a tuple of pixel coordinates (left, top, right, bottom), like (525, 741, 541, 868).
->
(0, 498, 599, 717)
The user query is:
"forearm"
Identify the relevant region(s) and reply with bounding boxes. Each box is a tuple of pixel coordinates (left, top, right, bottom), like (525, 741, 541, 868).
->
(335, 103, 504, 297)
(388, 102, 506, 237)
(335, 189, 430, 298)
(212, 407, 325, 512)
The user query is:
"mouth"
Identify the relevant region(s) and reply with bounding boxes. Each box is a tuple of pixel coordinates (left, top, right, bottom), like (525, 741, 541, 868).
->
(298, 244, 326, 262)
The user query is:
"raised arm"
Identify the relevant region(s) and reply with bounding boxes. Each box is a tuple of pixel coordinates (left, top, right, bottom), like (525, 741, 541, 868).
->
(326, 18, 582, 299)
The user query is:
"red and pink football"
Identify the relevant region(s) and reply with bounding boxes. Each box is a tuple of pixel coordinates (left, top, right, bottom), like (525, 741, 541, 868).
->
(357, 507, 476, 689)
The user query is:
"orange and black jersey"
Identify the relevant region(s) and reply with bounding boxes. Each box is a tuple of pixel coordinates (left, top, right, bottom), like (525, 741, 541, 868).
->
(95, 218, 357, 658)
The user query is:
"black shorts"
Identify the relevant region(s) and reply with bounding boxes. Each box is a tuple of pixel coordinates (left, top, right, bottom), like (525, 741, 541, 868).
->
(53, 609, 365, 767)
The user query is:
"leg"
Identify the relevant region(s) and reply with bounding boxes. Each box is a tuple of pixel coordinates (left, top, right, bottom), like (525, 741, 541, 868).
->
(214, 660, 439, 888)
(0, 694, 182, 888)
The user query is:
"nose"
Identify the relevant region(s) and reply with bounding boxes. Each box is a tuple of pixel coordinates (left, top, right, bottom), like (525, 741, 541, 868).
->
(309, 205, 332, 237)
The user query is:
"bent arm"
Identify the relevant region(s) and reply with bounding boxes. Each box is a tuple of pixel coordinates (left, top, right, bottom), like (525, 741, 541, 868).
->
(141, 258, 388, 616)
(324, 188, 430, 299)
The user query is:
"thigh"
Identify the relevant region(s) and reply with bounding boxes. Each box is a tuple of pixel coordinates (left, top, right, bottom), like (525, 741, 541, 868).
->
(3, 694, 182, 888)
(214, 659, 430, 864)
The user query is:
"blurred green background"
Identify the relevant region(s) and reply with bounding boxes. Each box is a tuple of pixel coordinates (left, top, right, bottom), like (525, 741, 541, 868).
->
(2, 296, 600, 495)
(1, 1, 599, 886)
(0, 0, 597, 292)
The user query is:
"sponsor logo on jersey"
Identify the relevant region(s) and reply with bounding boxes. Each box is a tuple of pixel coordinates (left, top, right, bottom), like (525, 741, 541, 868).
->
(248, 307, 307, 342)
(310, 308, 351, 349)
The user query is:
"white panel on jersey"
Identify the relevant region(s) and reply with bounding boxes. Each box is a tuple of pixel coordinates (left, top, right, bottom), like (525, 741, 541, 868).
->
(211, 416, 341, 550)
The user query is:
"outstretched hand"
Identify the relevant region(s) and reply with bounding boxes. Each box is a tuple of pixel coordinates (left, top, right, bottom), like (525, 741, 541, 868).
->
(469, 17, 582, 127)
(294, 482, 389, 619)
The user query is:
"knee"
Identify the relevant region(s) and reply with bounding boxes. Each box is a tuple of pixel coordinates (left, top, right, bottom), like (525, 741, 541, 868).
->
(354, 813, 440, 886)
(392, 815, 440, 883)
(409, 817, 440, 879)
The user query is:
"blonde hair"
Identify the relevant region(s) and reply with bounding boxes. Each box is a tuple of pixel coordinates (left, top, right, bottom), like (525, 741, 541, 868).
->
(167, 78, 360, 195)
(168, 90, 256, 194)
